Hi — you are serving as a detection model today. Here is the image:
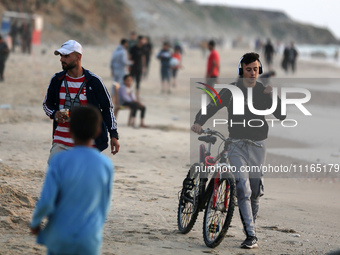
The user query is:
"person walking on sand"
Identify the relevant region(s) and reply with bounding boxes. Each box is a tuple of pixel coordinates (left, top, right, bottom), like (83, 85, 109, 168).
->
(0, 35, 10, 82)
(170, 45, 182, 88)
(30, 105, 114, 255)
(287, 42, 298, 73)
(281, 44, 289, 73)
(263, 38, 275, 70)
(110, 38, 133, 86)
(143, 36, 153, 78)
(157, 41, 172, 94)
(206, 40, 220, 92)
(118, 74, 147, 128)
(192, 52, 286, 249)
(129, 35, 146, 100)
(282, 42, 298, 73)
(43, 40, 119, 162)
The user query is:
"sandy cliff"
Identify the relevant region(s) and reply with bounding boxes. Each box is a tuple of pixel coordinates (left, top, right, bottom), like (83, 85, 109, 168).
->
(0, 0, 337, 45)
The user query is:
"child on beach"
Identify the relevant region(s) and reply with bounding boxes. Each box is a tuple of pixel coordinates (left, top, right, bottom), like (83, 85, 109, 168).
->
(30, 105, 114, 255)
(118, 74, 147, 128)
(171, 46, 182, 87)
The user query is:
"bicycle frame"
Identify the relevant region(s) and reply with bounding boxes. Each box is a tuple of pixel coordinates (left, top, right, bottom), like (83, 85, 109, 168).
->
(196, 128, 262, 212)
(196, 133, 231, 212)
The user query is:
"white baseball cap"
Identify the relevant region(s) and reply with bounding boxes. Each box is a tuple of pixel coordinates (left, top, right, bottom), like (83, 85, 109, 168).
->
(54, 40, 83, 55)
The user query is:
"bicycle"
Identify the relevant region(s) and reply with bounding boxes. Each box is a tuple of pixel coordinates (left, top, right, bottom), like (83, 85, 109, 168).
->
(177, 128, 262, 248)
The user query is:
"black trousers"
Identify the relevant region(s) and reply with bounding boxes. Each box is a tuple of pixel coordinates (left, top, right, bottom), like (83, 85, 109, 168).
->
(123, 102, 146, 118)
(0, 60, 6, 79)
(130, 68, 142, 90)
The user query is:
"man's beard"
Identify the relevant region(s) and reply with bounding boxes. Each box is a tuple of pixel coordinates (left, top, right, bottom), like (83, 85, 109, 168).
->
(62, 61, 76, 71)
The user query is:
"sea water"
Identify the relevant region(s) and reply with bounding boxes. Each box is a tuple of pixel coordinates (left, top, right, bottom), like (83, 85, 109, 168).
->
(295, 44, 340, 66)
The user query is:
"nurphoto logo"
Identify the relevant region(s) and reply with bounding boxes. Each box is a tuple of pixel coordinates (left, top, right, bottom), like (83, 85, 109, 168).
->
(197, 82, 312, 128)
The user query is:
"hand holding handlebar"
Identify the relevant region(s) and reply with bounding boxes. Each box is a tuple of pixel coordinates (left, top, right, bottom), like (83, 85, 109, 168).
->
(191, 123, 203, 134)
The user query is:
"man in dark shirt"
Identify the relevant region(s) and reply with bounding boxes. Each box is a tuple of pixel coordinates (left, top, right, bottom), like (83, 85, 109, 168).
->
(263, 39, 275, 70)
(143, 36, 153, 78)
(288, 42, 298, 73)
(0, 35, 9, 81)
(192, 52, 286, 249)
(129, 35, 146, 100)
(127, 31, 137, 51)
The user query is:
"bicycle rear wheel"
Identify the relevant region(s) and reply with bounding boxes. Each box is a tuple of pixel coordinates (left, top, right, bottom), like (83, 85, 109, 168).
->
(203, 171, 236, 248)
(177, 163, 202, 234)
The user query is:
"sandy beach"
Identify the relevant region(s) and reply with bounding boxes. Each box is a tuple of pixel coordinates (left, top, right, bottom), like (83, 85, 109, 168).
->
(0, 44, 340, 255)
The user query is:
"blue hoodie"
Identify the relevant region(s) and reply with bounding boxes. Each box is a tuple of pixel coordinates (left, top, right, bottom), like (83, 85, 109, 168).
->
(31, 146, 114, 255)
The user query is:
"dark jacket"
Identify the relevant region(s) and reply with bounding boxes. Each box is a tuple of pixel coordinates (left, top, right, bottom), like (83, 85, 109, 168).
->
(195, 80, 286, 141)
(43, 68, 118, 151)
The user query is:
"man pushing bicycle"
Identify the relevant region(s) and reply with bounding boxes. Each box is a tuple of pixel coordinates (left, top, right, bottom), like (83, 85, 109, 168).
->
(191, 52, 286, 249)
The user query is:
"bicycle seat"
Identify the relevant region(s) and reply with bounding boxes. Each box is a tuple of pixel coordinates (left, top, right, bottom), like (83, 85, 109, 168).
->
(198, 136, 217, 144)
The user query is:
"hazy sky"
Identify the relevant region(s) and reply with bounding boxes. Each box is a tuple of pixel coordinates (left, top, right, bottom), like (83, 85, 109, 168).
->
(196, 0, 340, 40)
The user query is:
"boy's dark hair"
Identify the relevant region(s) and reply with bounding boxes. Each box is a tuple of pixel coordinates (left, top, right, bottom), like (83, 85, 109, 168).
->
(208, 40, 215, 47)
(138, 35, 144, 41)
(120, 38, 127, 45)
(70, 106, 102, 141)
(123, 74, 132, 81)
(241, 52, 260, 66)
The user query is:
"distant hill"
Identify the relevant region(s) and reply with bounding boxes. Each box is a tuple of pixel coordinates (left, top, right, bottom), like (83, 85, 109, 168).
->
(0, 0, 337, 45)
(0, 0, 135, 44)
(124, 0, 337, 45)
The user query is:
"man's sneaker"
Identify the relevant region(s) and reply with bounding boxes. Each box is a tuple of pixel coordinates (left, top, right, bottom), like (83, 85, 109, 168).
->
(241, 236, 258, 249)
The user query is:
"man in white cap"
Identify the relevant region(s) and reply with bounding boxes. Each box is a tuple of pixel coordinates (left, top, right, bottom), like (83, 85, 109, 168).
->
(43, 40, 120, 161)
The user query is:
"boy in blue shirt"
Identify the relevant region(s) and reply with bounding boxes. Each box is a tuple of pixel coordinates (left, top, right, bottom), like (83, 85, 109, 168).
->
(30, 105, 114, 255)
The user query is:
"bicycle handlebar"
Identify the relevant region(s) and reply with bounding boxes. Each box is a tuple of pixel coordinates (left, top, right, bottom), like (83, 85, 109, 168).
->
(202, 129, 226, 141)
(201, 128, 262, 148)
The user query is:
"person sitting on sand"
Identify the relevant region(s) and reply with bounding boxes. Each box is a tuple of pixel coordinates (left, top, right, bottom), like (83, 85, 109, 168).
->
(118, 74, 147, 128)
(30, 105, 114, 255)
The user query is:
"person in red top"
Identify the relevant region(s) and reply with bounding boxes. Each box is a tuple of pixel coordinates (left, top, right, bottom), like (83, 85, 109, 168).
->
(171, 46, 182, 87)
(206, 40, 220, 92)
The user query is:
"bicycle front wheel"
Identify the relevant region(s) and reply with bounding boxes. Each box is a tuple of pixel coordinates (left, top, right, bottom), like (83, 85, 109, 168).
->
(177, 163, 201, 234)
(203, 171, 236, 248)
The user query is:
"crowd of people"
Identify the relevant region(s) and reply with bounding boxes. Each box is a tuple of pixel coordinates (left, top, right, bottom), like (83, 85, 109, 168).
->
(0, 26, 318, 253)
(256, 37, 299, 74)
(27, 35, 291, 253)
(0, 18, 34, 82)
(8, 18, 33, 54)
(109, 32, 184, 127)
